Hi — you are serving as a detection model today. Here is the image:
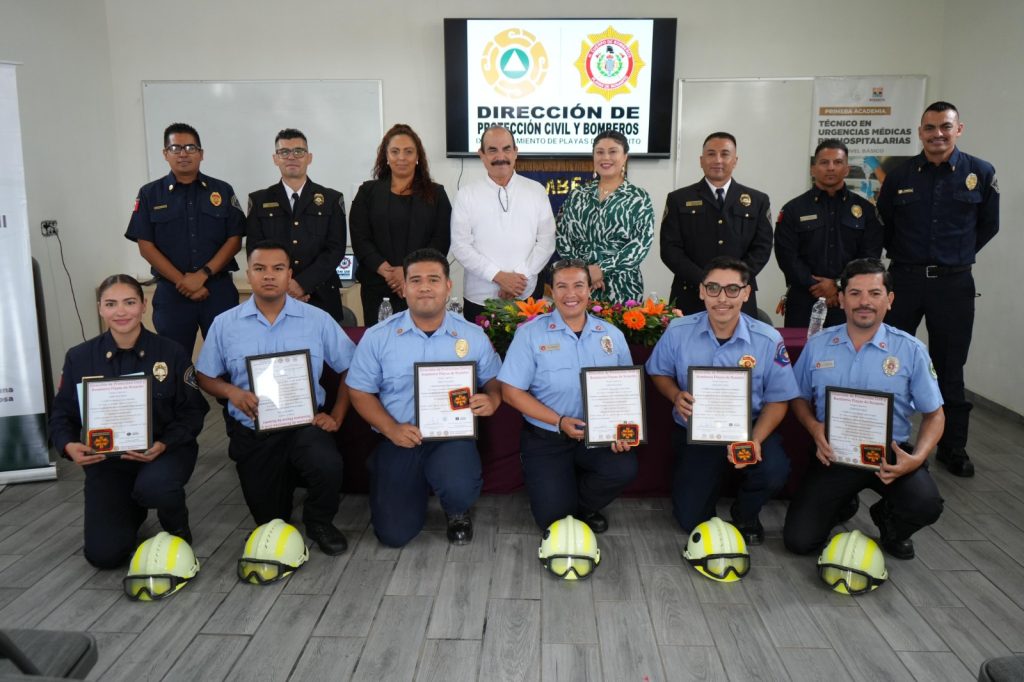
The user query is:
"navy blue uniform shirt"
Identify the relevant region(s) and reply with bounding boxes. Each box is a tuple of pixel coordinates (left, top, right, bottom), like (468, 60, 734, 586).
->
(775, 186, 883, 288)
(125, 171, 245, 275)
(49, 328, 210, 457)
(877, 149, 999, 266)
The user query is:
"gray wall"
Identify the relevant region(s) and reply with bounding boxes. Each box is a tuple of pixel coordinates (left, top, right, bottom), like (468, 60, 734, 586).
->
(2, 0, 1020, 414)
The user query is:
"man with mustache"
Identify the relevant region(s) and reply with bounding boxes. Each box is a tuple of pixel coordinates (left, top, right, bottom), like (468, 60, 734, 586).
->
(774, 139, 883, 328)
(783, 258, 945, 560)
(876, 101, 999, 478)
(660, 132, 773, 316)
(451, 126, 556, 323)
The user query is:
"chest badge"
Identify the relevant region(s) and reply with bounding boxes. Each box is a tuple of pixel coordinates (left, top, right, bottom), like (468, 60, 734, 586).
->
(965, 173, 978, 190)
(455, 338, 469, 358)
(210, 191, 222, 207)
(601, 335, 613, 354)
(738, 354, 756, 369)
(883, 355, 900, 376)
(153, 361, 168, 382)
(851, 204, 863, 218)
(313, 193, 325, 206)
(739, 193, 752, 207)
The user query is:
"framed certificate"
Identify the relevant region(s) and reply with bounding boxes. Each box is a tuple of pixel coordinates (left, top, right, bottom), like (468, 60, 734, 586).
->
(825, 387, 894, 470)
(82, 376, 152, 455)
(414, 361, 478, 441)
(687, 366, 752, 445)
(580, 366, 647, 447)
(246, 350, 316, 433)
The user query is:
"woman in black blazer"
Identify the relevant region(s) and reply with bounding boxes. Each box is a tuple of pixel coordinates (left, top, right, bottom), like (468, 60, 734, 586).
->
(350, 123, 452, 323)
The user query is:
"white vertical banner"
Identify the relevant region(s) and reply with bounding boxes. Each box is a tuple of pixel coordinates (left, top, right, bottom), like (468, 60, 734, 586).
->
(811, 75, 926, 202)
(0, 63, 55, 482)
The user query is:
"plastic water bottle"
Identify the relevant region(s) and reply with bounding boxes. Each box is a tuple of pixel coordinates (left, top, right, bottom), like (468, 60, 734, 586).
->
(807, 297, 828, 338)
(377, 297, 393, 323)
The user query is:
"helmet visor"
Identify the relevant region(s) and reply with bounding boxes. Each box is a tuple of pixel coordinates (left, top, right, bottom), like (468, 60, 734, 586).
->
(687, 553, 750, 580)
(541, 554, 597, 579)
(237, 558, 296, 585)
(818, 564, 884, 595)
(123, 574, 187, 601)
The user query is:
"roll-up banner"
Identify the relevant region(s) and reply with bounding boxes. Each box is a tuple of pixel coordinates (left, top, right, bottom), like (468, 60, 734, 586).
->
(811, 75, 926, 202)
(0, 63, 56, 483)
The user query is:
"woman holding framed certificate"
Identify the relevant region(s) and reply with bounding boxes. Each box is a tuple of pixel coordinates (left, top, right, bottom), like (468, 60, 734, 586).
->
(498, 259, 640, 534)
(48, 275, 209, 569)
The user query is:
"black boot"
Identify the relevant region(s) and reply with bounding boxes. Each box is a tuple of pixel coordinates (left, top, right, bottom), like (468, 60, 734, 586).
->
(869, 501, 914, 560)
(937, 447, 975, 477)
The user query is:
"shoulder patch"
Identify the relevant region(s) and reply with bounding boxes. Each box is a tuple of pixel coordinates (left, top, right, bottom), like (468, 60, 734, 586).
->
(231, 194, 242, 210)
(774, 342, 791, 367)
(184, 365, 200, 390)
(992, 175, 999, 194)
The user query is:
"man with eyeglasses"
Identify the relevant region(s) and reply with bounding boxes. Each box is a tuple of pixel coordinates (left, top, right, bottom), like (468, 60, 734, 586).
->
(783, 258, 944, 560)
(451, 126, 556, 323)
(660, 132, 773, 317)
(876, 101, 999, 478)
(125, 122, 245, 354)
(647, 256, 799, 544)
(246, 129, 347, 322)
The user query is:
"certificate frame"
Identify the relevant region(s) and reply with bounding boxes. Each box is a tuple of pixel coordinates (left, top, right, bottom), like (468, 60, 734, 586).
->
(414, 361, 478, 442)
(245, 349, 316, 433)
(686, 366, 753, 445)
(579, 365, 648, 448)
(81, 376, 153, 455)
(825, 386, 895, 470)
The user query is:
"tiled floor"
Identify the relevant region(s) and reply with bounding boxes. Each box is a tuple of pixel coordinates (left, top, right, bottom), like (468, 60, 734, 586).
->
(1, 403, 1022, 681)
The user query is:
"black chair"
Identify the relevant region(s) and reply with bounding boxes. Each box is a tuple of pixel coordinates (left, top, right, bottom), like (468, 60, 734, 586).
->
(0, 629, 97, 679)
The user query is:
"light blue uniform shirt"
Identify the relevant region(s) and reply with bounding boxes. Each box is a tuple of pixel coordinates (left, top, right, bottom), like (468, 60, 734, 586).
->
(645, 312, 800, 428)
(793, 323, 943, 442)
(196, 295, 356, 429)
(498, 310, 633, 432)
(345, 310, 502, 426)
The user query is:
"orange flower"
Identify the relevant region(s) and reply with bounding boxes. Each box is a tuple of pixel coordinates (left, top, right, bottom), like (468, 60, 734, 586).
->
(640, 298, 665, 315)
(622, 309, 646, 330)
(515, 296, 549, 318)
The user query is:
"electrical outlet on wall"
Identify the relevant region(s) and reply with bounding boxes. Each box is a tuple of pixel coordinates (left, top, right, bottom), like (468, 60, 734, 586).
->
(41, 220, 58, 236)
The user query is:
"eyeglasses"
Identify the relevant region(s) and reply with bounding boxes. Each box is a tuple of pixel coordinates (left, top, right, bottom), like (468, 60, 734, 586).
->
(497, 185, 509, 213)
(550, 258, 588, 274)
(701, 282, 748, 298)
(275, 147, 308, 159)
(165, 144, 201, 155)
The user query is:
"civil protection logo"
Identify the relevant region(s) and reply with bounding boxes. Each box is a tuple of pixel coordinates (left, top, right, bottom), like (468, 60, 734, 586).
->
(574, 26, 645, 101)
(481, 28, 549, 98)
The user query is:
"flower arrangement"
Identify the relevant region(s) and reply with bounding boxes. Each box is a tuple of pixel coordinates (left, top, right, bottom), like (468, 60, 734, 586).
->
(590, 297, 684, 346)
(475, 297, 551, 355)
(476, 295, 681, 355)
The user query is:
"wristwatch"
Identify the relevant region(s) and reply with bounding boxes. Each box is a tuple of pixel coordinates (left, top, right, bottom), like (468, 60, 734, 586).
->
(201, 265, 214, 277)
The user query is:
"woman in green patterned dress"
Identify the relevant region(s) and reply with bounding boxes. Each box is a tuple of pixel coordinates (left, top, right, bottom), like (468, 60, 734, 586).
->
(556, 130, 655, 304)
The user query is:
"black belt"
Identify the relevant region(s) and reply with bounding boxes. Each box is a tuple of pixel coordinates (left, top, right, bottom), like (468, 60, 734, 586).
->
(523, 421, 565, 441)
(890, 263, 972, 278)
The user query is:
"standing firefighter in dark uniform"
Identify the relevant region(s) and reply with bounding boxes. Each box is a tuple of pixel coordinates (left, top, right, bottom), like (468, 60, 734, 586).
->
(125, 122, 245, 355)
(661, 131, 773, 317)
(877, 101, 999, 477)
(246, 128, 347, 322)
(775, 139, 884, 328)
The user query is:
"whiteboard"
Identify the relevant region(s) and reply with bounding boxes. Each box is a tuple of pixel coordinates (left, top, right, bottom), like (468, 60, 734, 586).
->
(142, 80, 383, 225)
(675, 78, 814, 324)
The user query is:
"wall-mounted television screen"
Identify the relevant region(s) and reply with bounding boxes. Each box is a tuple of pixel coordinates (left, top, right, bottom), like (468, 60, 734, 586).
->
(444, 18, 677, 158)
